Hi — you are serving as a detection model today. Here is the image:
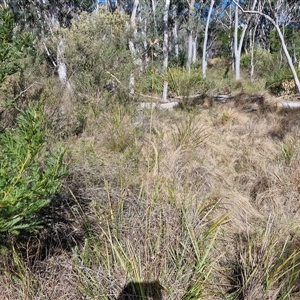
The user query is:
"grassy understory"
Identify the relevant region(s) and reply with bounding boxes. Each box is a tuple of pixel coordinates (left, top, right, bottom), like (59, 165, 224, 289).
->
(2, 95, 300, 299)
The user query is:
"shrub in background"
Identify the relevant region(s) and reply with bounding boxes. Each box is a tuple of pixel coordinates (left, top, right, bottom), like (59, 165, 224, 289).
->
(266, 67, 299, 95)
(48, 8, 134, 101)
(0, 6, 36, 85)
(0, 106, 66, 235)
(241, 47, 274, 78)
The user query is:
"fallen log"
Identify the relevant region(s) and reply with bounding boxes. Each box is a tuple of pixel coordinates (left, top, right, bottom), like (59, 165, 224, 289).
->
(174, 94, 203, 100)
(212, 93, 265, 104)
(276, 101, 300, 109)
(138, 101, 179, 110)
(213, 94, 235, 103)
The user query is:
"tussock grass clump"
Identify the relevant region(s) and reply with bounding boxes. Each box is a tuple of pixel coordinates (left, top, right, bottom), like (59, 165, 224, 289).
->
(2, 100, 300, 299)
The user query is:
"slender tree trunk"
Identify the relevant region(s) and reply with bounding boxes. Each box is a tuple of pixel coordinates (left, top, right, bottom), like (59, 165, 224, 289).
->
(128, 0, 140, 94)
(234, 0, 300, 92)
(249, 19, 259, 81)
(151, 0, 157, 29)
(162, 0, 170, 101)
(192, 35, 197, 64)
(202, 0, 215, 78)
(173, 9, 179, 59)
(186, 0, 195, 73)
(234, 0, 257, 80)
(57, 39, 72, 93)
(234, 2, 241, 80)
(275, 23, 300, 92)
(250, 28, 255, 81)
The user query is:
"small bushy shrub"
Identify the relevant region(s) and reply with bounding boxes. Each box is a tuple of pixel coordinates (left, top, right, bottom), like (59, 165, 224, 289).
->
(266, 67, 299, 95)
(240, 47, 274, 77)
(0, 106, 66, 235)
(0, 7, 36, 84)
(48, 8, 134, 101)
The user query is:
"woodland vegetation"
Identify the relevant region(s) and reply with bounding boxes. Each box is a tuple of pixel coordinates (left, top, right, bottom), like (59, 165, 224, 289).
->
(1, 0, 300, 299)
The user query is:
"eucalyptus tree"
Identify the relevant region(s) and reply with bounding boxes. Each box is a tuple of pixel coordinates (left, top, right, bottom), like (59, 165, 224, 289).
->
(235, 0, 300, 92)
(5, 0, 95, 33)
(0, 6, 35, 85)
(162, 0, 170, 101)
(202, 0, 215, 78)
(233, 0, 258, 80)
(186, 0, 196, 73)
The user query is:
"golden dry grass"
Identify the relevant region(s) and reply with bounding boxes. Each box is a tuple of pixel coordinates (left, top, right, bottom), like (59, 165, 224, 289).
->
(2, 99, 300, 299)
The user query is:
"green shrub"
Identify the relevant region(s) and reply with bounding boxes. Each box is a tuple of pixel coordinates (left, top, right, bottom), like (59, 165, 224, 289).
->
(141, 67, 208, 97)
(266, 67, 299, 95)
(0, 107, 66, 235)
(48, 8, 134, 101)
(240, 47, 274, 77)
(0, 6, 35, 84)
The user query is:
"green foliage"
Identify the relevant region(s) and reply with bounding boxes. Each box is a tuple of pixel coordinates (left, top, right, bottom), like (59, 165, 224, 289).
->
(270, 28, 300, 57)
(0, 107, 66, 235)
(241, 47, 274, 77)
(49, 8, 133, 100)
(166, 68, 207, 97)
(0, 6, 35, 84)
(230, 220, 300, 300)
(266, 67, 299, 95)
(141, 67, 208, 97)
(172, 116, 209, 150)
(8, 0, 95, 31)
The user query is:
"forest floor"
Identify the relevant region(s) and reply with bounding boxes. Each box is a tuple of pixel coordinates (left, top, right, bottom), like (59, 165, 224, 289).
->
(2, 87, 300, 299)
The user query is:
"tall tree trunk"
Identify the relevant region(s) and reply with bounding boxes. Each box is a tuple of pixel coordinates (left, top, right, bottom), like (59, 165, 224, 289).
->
(234, 2, 242, 80)
(202, 0, 215, 78)
(275, 23, 300, 92)
(249, 22, 258, 81)
(234, 0, 300, 92)
(162, 0, 170, 101)
(151, 0, 157, 30)
(192, 35, 197, 64)
(57, 39, 72, 93)
(234, 0, 257, 80)
(128, 0, 140, 94)
(186, 0, 195, 73)
(172, 8, 179, 59)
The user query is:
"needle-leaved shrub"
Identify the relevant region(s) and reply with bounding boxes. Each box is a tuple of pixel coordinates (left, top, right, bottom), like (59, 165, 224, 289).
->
(0, 107, 66, 235)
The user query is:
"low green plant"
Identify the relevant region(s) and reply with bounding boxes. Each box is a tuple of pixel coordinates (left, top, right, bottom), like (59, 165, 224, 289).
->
(166, 68, 207, 97)
(280, 141, 294, 165)
(0, 6, 35, 85)
(229, 218, 300, 300)
(0, 106, 66, 235)
(181, 211, 225, 299)
(172, 116, 210, 150)
(266, 67, 299, 95)
(241, 47, 274, 77)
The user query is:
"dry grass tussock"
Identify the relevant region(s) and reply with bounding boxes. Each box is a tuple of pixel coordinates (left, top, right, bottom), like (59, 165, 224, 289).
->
(2, 101, 300, 299)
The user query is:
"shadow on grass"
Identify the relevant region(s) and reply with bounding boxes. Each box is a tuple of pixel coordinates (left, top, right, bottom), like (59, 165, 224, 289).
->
(117, 281, 163, 300)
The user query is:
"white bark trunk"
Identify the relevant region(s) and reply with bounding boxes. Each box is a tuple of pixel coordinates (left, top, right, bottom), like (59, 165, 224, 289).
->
(186, 0, 195, 73)
(250, 28, 255, 81)
(151, 0, 157, 29)
(187, 33, 193, 73)
(275, 23, 300, 92)
(128, 0, 140, 94)
(163, 0, 170, 101)
(234, 3, 241, 80)
(202, 0, 215, 78)
(234, 0, 257, 80)
(249, 22, 258, 81)
(234, 0, 300, 92)
(173, 16, 179, 59)
(57, 39, 72, 92)
(192, 36, 197, 64)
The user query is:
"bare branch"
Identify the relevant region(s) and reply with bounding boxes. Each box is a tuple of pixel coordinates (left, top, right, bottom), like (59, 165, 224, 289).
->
(233, 0, 276, 26)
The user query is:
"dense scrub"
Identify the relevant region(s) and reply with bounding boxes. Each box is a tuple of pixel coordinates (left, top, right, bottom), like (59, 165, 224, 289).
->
(1, 6, 300, 300)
